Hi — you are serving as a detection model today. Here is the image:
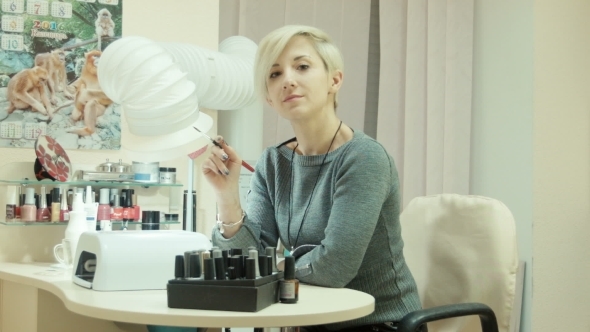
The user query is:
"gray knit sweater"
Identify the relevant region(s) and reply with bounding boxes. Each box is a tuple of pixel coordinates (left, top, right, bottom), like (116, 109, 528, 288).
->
(212, 131, 421, 329)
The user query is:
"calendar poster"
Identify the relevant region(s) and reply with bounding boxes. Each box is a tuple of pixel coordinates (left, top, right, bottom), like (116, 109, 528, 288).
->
(0, 0, 123, 150)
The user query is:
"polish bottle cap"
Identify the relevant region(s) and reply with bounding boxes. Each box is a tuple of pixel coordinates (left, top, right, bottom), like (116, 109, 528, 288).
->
(6, 186, 18, 205)
(24, 187, 35, 205)
(246, 258, 257, 279)
(51, 188, 60, 203)
(203, 258, 215, 280)
(109, 188, 118, 205)
(284, 256, 295, 280)
(189, 253, 202, 278)
(60, 193, 68, 209)
(174, 255, 185, 279)
(85, 186, 93, 203)
(112, 195, 121, 208)
(39, 187, 48, 208)
(132, 193, 137, 206)
(258, 255, 269, 277)
(99, 188, 110, 205)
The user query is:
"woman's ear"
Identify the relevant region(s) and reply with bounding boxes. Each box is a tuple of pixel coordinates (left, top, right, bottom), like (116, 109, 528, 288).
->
(329, 70, 343, 93)
(266, 96, 273, 107)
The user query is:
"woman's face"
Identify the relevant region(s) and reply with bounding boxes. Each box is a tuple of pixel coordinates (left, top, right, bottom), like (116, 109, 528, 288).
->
(265, 36, 341, 121)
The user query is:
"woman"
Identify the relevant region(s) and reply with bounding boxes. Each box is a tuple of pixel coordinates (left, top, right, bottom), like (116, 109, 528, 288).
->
(203, 25, 421, 331)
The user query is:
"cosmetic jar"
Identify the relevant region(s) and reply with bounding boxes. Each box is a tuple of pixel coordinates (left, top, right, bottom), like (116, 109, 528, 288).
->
(132, 161, 159, 183)
(142, 210, 160, 230)
(164, 213, 179, 222)
(159, 167, 176, 184)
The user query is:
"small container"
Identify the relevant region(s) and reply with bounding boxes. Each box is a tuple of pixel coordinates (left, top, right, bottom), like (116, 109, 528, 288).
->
(132, 161, 159, 183)
(164, 213, 179, 222)
(142, 210, 160, 230)
(114, 159, 132, 173)
(159, 167, 176, 184)
(97, 159, 116, 172)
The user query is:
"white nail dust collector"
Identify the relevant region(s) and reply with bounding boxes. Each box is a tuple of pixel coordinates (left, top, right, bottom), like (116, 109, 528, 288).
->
(72, 231, 211, 291)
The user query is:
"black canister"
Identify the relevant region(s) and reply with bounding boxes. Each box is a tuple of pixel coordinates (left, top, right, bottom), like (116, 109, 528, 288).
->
(141, 210, 160, 230)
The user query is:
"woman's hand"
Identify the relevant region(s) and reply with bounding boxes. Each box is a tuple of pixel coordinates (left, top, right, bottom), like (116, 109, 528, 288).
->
(202, 136, 242, 196)
(202, 136, 244, 236)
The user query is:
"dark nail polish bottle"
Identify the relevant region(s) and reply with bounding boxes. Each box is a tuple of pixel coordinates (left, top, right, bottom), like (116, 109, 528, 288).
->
(280, 256, 299, 303)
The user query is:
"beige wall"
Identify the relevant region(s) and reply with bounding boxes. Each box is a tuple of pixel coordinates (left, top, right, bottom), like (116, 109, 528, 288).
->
(0, 0, 219, 263)
(533, 0, 590, 330)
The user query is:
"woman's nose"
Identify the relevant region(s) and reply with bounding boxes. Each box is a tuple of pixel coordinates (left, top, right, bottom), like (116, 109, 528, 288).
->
(283, 77, 296, 89)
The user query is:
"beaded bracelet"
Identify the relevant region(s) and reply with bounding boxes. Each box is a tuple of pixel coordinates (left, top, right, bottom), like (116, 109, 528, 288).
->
(216, 210, 245, 234)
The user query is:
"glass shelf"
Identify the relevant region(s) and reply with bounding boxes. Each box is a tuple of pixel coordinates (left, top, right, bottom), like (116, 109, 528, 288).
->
(0, 220, 181, 226)
(0, 179, 183, 188)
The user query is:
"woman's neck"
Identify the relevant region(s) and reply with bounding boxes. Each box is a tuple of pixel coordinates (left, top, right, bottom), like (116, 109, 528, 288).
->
(290, 115, 349, 156)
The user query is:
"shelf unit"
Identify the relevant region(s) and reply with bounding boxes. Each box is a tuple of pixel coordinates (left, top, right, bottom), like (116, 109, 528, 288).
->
(0, 162, 184, 227)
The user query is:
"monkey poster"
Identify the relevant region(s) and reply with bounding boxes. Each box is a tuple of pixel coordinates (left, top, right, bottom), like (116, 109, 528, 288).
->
(0, 0, 123, 150)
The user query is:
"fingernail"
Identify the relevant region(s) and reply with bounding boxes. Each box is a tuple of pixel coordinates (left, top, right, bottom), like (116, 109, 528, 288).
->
(224, 169, 230, 175)
(222, 153, 229, 160)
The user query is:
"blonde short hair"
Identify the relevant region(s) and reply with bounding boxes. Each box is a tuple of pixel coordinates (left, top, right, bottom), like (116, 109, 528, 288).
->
(254, 25, 344, 109)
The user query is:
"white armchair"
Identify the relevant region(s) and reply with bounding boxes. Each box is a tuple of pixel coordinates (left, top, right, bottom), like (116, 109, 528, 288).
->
(399, 194, 524, 332)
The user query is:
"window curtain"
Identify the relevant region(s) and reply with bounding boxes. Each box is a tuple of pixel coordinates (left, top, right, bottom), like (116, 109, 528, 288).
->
(378, 0, 474, 207)
(219, 0, 474, 208)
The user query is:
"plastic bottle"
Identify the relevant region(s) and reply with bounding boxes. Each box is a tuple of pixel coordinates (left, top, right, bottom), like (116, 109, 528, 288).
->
(84, 186, 98, 231)
(36, 186, 50, 222)
(64, 192, 88, 263)
(21, 188, 37, 222)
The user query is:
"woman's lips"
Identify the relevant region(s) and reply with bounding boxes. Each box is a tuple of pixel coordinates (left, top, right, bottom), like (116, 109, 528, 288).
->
(284, 95, 302, 102)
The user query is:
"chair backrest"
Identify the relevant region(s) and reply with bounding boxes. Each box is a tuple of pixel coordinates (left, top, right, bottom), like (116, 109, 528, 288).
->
(400, 194, 520, 332)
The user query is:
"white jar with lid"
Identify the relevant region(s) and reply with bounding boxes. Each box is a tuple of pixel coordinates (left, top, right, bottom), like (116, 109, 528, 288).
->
(132, 161, 159, 183)
(159, 167, 176, 184)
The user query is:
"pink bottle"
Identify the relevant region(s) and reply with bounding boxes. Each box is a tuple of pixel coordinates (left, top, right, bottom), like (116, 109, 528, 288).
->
(21, 188, 37, 222)
(36, 186, 50, 222)
(97, 188, 111, 223)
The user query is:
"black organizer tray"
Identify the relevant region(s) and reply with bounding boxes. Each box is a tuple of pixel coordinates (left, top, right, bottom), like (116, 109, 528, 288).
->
(167, 272, 283, 312)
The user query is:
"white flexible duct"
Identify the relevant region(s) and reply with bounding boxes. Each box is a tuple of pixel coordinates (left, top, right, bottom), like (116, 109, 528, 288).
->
(97, 35, 259, 162)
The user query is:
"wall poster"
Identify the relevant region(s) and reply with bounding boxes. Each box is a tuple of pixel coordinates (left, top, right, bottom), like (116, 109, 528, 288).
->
(0, 0, 122, 150)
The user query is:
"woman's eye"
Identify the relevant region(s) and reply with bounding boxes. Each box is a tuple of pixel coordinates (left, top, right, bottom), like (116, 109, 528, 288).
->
(298, 64, 309, 70)
(269, 71, 280, 79)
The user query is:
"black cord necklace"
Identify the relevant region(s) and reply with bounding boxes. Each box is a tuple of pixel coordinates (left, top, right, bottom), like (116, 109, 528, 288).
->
(287, 120, 343, 251)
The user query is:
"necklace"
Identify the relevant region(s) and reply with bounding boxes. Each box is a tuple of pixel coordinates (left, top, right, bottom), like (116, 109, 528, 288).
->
(287, 120, 343, 251)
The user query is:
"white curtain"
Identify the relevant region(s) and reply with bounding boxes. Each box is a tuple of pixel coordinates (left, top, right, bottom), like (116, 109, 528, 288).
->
(219, 0, 474, 207)
(377, 0, 474, 207)
(219, 0, 372, 148)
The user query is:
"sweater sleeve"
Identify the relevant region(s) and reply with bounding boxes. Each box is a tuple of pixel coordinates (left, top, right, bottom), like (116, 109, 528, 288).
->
(211, 149, 280, 252)
(295, 140, 396, 287)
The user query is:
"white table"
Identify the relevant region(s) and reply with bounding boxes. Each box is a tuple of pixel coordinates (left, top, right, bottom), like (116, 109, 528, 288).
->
(0, 262, 374, 329)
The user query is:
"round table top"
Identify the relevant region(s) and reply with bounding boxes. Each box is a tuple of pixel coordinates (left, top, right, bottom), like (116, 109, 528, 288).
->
(0, 262, 375, 328)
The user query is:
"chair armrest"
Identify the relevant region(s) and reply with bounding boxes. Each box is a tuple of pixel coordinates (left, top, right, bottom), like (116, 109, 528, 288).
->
(397, 302, 499, 332)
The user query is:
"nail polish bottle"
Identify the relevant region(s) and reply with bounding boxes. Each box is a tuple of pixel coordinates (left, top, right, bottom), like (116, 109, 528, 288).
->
(36, 187, 50, 222)
(60, 193, 70, 222)
(67, 189, 73, 211)
(16, 192, 25, 219)
(50, 188, 61, 222)
(109, 188, 118, 206)
(97, 188, 111, 227)
(21, 188, 37, 222)
(5, 186, 18, 222)
(132, 193, 141, 222)
(280, 256, 299, 303)
(110, 194, 123, 221)
(122, 190, 134, 222)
